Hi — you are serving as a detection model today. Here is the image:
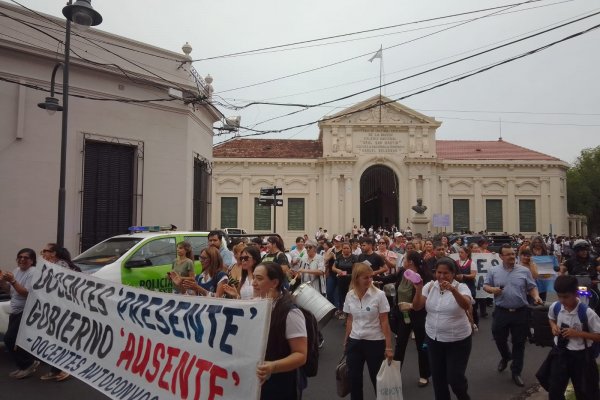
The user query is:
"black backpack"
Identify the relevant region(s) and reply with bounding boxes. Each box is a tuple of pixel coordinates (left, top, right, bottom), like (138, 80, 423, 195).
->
(298, 307, 319, 377)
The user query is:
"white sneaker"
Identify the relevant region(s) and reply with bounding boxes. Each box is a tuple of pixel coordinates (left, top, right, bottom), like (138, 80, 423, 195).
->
(13, 360, 40, 379)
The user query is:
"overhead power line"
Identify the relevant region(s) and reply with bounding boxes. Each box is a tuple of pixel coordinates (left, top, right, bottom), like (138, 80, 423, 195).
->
(215, 0, 540, 94)
(213, 22, 600, 145)
(196, 0, 548, 62)
(0, 76, 180, 103)
(230, 7, 600, 133)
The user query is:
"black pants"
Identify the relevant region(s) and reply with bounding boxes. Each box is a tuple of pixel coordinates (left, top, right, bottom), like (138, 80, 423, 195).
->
(491, 307, 529, 375)
(394, 309, 430, 379)
(548, 349, 600, 400)
(4, 312, 35, 370)
(426, 335, 472, 400)
(337, 275, 351, 311)
(346, 338, 385, 400)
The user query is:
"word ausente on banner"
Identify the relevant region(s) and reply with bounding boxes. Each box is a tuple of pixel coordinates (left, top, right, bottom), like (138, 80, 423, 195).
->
(17, 262, 271, 400)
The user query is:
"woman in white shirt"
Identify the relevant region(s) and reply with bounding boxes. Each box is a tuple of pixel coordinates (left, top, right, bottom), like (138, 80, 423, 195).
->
(254, 262, 307, 400)
(343, 262, 393, 400)
(412, 257, 473, 400)
(222, 246, 261, 300)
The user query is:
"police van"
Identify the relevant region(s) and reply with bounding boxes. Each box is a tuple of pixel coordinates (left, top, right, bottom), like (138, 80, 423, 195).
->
(72, 225, 214, 292)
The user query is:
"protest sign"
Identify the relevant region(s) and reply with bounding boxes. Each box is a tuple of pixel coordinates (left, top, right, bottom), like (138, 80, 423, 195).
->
(17, 262, 271, 400)
(450, 253, 500, 299)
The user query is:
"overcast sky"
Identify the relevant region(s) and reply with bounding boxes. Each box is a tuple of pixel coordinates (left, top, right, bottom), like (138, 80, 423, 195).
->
(16, 0, 600, 164)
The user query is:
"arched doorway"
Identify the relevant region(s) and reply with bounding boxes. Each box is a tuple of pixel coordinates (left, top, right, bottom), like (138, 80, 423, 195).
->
(360, 165, 399, 230)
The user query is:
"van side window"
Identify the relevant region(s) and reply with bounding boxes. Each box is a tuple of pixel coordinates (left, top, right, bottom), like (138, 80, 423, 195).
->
(184, 236, 208, 260)
(130, 237, 176, 266)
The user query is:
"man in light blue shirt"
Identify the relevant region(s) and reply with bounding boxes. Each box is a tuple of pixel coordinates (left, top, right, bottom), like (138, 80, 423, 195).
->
(483, 244, 542, 388)
(208, 230, 234, 269)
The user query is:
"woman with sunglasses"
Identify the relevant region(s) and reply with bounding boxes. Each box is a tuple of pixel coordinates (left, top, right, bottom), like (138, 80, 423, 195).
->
(222, 246, 262, 300)
(41, 243, 81, 272)
(376, 236, 399, 274)
(173, 247, 227, 297)
(1, 248, 40, 379)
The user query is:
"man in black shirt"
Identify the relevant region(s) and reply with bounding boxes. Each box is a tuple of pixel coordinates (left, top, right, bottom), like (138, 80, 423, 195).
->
(358, 237, 387, 276)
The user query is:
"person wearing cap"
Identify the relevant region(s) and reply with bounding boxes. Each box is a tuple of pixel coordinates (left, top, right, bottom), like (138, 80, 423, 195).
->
(389, 232, 406, 255)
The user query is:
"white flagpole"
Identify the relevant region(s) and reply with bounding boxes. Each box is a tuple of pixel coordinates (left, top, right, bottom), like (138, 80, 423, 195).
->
(379, 45, 383, 123)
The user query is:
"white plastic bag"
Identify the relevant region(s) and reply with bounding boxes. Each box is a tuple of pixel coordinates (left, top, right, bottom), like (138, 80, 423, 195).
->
(376, 360, 403, 400)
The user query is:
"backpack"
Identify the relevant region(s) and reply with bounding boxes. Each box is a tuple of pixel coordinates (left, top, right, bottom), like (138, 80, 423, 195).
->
(298, 307, 320, 377)
(552, 301, 600, 358)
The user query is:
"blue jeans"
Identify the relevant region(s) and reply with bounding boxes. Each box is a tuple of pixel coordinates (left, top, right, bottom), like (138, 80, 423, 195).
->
(326, 275, 339, 309)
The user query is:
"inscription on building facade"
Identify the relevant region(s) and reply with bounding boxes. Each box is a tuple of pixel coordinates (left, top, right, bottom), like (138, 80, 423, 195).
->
(354, 130, 405, 154)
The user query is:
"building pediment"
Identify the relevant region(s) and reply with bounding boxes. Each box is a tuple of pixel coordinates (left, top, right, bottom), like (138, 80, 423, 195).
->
(321, 95, 440, 127)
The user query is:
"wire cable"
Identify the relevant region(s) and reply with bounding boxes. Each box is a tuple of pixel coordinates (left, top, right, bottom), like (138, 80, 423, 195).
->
(215, 0, 551, 94)
(213, 22, 600, 143)
(197, 0, 548, 62)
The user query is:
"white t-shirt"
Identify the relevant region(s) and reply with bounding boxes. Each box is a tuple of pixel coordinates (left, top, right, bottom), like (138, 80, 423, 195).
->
(344, 286, 390, 341)
(422, 280, 472, 342)
(549, 300, 600, 350)
(286, 308, 307, 339)
(239, 277, 253, 300)
(10, 266, 34, 314)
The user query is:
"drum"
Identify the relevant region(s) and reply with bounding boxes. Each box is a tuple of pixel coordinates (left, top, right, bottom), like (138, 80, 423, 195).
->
(292, 283, 336, 329)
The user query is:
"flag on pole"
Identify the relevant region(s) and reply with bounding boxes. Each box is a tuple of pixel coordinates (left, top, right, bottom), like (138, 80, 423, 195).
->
(368, 45, 383, 62)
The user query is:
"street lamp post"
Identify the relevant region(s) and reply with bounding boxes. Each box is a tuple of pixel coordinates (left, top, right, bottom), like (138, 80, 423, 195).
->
(37, 0, 102, 248)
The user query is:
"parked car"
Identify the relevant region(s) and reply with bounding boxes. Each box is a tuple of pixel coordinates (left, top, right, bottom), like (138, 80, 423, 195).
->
(73, 228, 217, 291)
(485, 234, 517, 253)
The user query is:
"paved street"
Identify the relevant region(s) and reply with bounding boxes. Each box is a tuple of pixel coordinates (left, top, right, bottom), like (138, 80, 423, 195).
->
(0, 306, 550, 400)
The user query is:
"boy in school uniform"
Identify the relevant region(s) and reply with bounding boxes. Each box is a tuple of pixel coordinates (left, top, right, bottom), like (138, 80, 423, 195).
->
(547, 275, 600, 399)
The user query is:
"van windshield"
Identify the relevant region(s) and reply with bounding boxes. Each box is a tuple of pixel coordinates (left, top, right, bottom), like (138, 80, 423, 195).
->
(74, 237, 142, 273)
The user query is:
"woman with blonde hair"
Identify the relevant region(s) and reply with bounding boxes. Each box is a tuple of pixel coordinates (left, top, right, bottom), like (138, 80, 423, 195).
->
(343, 263, 394, 399)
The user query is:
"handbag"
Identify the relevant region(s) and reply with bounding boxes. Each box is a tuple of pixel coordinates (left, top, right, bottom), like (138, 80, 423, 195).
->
(376, 360, 403, 400)
(335, 354, 350, 397)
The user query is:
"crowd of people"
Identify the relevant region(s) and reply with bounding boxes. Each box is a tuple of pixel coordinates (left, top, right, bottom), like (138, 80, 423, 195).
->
(3, 227, 600, 400)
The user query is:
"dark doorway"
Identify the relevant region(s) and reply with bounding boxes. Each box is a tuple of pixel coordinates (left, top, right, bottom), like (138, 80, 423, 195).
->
(81, 140, 135, 251)
(360, 165, 399, 230)
(193, 155, 211, 230)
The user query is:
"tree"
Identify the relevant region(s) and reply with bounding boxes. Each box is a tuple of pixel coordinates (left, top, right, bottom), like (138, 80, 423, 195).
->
(567, 145, 600, 236)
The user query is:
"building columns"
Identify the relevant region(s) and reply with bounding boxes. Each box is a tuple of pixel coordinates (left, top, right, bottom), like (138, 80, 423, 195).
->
(241, 177, 251, 230)
(308, 177, 318, 235)
(507, 178, 516, 233)
(344, 177, 353, 233)
(473, 178, 483, 232)
(331, 176, 339, 234)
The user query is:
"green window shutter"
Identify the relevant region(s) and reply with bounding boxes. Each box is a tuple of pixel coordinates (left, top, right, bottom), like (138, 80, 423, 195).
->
(220, 197, 238, 228)
(453, 199, 470, 233)
(254, 198, 271, 231)
(519, 200, 536, 232)
(288, 198, 305, 231)
(486, 199, 503, 232)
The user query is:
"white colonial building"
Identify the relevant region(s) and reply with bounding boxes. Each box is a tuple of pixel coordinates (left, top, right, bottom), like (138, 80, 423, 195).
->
(213, 96, 570, 246)
(0, 2, 219, 267)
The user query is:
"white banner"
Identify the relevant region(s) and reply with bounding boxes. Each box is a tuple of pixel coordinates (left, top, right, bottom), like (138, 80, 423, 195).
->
(17, 262, 271, 400)
(450, 253, 501, 299)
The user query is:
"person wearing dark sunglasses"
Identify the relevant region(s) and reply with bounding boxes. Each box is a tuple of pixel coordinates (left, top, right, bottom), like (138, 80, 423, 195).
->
(1, 248, 39, 379)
